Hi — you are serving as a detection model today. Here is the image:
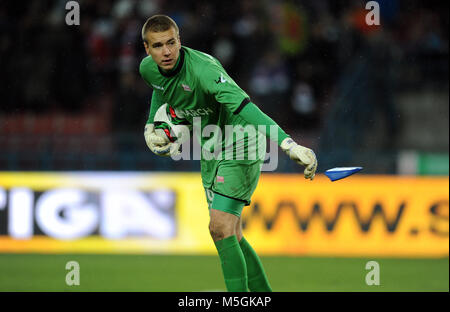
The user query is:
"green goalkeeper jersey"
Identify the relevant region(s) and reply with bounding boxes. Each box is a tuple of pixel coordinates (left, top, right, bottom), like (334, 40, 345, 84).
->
(139, 46, 289, 188)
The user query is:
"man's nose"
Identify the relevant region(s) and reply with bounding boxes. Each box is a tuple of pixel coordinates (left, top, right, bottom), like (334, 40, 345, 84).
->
(163, 45, 171, 55)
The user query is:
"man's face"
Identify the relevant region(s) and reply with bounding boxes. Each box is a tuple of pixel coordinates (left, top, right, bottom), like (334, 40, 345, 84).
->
(144, 27, 181, 70)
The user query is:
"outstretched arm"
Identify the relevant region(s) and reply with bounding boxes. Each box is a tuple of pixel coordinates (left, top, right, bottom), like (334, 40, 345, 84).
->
(235, 101, 289, 145)
(199, 60, 317, 179)
(237, 102, 318, 180)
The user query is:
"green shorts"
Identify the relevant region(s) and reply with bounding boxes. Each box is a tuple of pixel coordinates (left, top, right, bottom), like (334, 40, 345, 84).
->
(204, 160, 263, 217)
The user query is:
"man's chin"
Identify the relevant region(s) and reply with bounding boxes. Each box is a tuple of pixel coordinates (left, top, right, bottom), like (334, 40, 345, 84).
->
(160, 63, 175, 70)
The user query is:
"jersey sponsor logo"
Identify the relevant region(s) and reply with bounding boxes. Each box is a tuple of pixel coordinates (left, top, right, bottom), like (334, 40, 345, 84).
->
(181, 107, 214, 117)
(151, 84, 165, 91)
(215, 73, 228, 84)
(181, 83, 192, 92)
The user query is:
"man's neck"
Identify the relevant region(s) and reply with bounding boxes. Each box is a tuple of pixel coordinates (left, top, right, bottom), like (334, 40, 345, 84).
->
(160, 53, 181, 74)
(158, 48, 185, 78)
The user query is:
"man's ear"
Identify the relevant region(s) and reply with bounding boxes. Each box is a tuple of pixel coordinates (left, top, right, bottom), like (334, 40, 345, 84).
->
(143, 41, 150, 55)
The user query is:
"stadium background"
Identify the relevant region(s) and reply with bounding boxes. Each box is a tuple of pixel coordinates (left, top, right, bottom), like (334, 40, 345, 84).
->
(0, 0, 448, 291)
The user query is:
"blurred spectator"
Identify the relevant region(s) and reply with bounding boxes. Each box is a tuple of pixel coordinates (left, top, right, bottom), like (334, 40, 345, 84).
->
(0, 0, 447, 172)
(291, 82, 318, 129)
(249, 49, 290, 125)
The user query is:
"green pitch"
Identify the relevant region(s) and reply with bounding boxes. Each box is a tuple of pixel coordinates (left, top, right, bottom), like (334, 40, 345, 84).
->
(0, 254, 447, 292)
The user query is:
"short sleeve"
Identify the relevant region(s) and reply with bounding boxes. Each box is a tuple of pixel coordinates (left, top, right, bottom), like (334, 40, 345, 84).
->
(199, 62, 250, 114)
(139, 56, 154, 87)
(146, 90, 164, 124)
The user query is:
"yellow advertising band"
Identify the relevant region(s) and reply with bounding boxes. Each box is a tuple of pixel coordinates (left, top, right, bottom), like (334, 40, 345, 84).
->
(0, 173, 448, 257)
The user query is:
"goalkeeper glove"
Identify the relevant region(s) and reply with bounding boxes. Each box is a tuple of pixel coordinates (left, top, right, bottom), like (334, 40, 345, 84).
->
(280, 137, 318, 180)
(144, 124, 181, 157)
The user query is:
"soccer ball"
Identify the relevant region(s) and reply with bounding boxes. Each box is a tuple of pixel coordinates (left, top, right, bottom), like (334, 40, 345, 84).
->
(153, 103, 191, 143)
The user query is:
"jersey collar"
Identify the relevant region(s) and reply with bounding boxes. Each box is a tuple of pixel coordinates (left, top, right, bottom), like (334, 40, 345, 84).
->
(158, 47, 185, 78)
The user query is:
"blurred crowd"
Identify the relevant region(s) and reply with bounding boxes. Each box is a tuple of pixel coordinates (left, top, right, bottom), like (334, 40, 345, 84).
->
(0, 0, 448, 171)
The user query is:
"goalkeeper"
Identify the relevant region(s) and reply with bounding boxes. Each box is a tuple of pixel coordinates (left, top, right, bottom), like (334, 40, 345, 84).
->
(139, 15, 317, 292)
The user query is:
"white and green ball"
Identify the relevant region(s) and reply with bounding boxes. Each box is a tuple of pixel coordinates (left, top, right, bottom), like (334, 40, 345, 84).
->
(153, 103, 191, 143)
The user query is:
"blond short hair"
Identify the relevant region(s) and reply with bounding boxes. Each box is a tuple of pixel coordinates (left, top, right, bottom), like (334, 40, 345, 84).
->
(141, 15, 179, 44)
